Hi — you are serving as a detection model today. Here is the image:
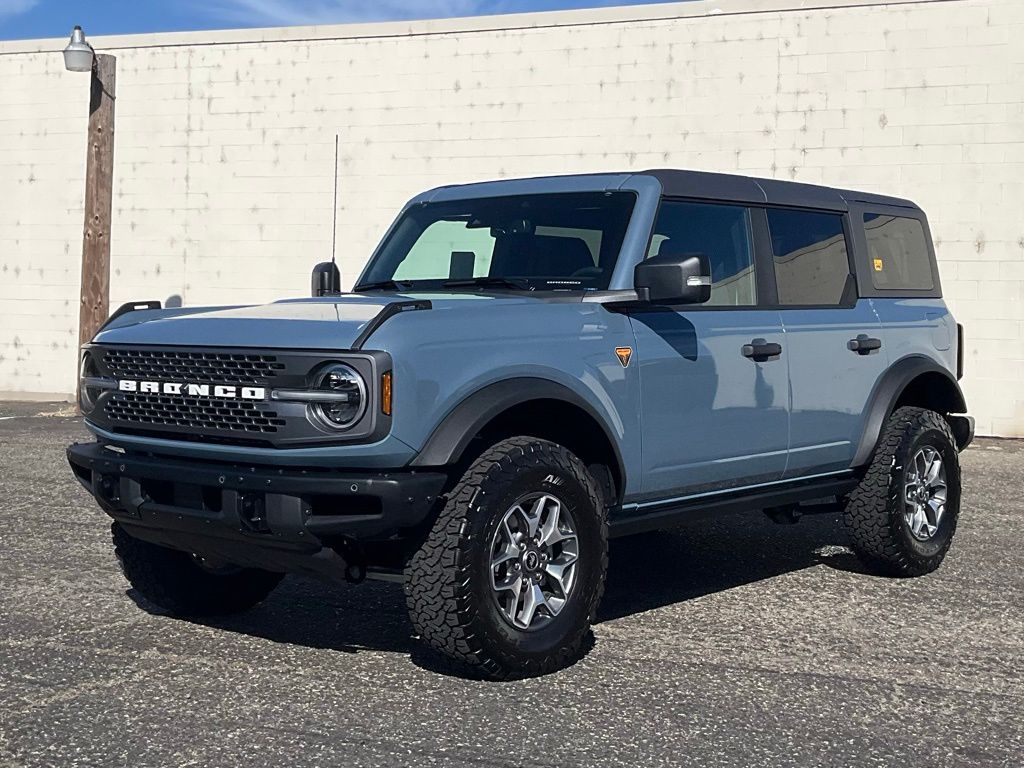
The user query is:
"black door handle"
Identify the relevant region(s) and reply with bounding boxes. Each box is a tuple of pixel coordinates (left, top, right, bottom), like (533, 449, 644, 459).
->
(741, 338, 783, 362)
(848, 334, 882, 355)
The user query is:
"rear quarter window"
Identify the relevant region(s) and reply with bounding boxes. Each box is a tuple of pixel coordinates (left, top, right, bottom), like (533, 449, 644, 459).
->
(864, 214, 934, 291)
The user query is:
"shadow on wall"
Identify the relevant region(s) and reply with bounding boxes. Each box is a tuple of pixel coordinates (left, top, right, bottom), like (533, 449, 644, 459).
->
(165, 294, 183, 308)
(126, 509, 871, 679)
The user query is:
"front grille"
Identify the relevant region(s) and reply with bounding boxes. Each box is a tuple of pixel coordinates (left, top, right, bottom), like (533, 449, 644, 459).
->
(88, 344, 383, 448)
(106, 392, 288, 434)
(102, 348, 285, 385)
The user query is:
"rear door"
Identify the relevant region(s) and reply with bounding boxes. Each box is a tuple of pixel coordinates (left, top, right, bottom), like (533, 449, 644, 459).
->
(762, 207, 888, 477)
(853, 206, 957, 375)
(629, 200, 789, 498)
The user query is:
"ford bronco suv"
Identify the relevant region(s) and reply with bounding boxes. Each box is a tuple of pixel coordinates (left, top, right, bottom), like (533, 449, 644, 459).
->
(68, 170, 973, 679)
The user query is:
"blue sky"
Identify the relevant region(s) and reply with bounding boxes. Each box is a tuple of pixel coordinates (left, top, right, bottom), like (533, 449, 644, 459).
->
(0, 0, 676, 40)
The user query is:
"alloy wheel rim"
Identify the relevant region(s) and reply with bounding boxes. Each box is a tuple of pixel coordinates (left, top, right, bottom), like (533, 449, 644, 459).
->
(903, 445, 948, 541)
(489, 492, 579, 631)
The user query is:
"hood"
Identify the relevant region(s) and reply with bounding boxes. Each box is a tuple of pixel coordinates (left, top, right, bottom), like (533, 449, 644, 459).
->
(94, 296, 403, 349)
(92, 292, 546, 350)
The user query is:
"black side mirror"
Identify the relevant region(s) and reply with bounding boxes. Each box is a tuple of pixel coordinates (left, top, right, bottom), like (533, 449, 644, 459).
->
(311, 262, 341, 297)
(634, 252, 711, 305)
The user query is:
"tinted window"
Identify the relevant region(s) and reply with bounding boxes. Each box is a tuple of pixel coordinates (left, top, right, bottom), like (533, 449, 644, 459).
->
(767, 209, 851, 306)
(864, 214, 934, 291)
(648, 201, 756, 306)
(362, 192, 634, 291)
(395, 220, 495, 280)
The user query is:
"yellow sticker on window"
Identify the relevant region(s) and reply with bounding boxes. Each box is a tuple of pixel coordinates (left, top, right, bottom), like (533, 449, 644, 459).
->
(873, 258, 884, 272)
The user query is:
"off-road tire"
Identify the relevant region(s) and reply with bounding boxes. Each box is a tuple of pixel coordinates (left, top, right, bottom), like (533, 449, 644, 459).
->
(112, 523, 284, 616)
(843, 406, 962, 577)
(404, 437, 608, 679)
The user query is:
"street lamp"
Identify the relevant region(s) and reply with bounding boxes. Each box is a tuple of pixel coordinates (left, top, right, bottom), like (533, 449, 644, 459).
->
(62, 25, 94, 72)
(63, 25, 117, 399)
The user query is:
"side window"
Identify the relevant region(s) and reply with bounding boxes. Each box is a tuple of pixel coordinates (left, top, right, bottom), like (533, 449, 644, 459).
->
(767, 209, 851, 306)
(648, 201, 756, 307)
(863, 213, 934, 291)
(394, 220, 495, 280)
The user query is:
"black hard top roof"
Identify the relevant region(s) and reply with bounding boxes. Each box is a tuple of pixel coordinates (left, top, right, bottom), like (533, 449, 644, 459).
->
(639, 168, 919, 212)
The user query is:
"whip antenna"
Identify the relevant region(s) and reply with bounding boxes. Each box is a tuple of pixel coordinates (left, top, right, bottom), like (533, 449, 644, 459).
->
(310, 135, 342, 297)
(331, 133, 339, 266)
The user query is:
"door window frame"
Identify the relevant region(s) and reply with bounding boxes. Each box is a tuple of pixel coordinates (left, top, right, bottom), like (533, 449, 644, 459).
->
(641, 196, 861, 311)
(754, 204, 859, 311)
(642, 196, 772, 311)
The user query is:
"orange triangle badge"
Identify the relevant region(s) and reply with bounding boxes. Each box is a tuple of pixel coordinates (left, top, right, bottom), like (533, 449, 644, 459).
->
(615, 347, 633, 368)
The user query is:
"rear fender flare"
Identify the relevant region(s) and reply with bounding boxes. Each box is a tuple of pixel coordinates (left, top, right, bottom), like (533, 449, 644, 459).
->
(852, 356, 968, 467)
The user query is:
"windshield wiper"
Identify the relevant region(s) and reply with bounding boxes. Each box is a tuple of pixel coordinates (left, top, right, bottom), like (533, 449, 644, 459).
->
(442, 276, 532, 290)
(352, 279, 415, 293)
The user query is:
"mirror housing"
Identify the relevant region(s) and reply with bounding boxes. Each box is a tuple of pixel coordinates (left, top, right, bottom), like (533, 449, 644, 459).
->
(311, 262, 341, 297)
(634, 252, 712, 305)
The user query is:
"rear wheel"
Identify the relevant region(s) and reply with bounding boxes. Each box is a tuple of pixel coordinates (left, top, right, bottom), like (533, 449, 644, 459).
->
(112, 523, 284, 616)
(843, 407, 962, 576)
(404, 437, 607, 679)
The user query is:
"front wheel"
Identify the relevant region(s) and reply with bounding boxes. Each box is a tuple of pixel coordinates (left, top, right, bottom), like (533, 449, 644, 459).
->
(404, 437, 608, 679)
(843, 407, 962, 576)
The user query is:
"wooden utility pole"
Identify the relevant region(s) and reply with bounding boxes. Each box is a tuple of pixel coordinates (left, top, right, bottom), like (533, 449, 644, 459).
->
(77, 53, 116, 348)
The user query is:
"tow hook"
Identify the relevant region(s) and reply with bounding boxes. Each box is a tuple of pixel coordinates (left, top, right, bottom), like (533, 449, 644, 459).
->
(333, 536, 367, 584)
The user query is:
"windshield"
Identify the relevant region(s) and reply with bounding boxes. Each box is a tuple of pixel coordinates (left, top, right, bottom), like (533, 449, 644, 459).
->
(357, 191, 636, 292)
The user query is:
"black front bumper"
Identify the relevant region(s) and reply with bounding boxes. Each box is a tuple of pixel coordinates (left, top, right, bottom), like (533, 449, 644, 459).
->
(67, 442, 447, 577)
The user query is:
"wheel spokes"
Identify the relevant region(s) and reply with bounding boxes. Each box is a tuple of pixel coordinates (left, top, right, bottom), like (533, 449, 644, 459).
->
(518, 582, 547, 628)
(909, 505, 928, 537)
(514, 495, 548, 540)
(903, 445, 949, 541)
(543, 559, 575, 598)
(538, 498, 576, 548)
(488, 490, 581, 631)
(491, 519, 520, 569)
(925, 450, 943, 484)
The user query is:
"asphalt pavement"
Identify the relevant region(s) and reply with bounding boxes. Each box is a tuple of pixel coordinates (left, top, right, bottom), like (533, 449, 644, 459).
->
(1, 408, 1021, 767)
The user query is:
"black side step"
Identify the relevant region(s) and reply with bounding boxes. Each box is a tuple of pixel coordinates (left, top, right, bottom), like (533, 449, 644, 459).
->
(608, 473, 858, 538)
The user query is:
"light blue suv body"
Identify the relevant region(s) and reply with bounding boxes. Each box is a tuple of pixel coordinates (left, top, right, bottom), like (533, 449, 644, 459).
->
(67, 170, 972, 675)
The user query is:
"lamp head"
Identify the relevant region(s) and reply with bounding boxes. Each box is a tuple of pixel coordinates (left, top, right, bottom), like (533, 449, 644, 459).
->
(63, 26, 95, 72)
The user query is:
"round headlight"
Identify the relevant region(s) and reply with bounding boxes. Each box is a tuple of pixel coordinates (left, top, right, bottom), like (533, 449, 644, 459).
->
(310, 363, 367, 430)
(79, 352, 100, 414)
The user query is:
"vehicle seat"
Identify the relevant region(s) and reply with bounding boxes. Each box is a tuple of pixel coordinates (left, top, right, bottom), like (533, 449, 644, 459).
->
(492, 234, 594, 278)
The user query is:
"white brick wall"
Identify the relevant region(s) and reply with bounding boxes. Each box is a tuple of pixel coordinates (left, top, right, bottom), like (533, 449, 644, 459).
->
(1, 0, 1022, 435)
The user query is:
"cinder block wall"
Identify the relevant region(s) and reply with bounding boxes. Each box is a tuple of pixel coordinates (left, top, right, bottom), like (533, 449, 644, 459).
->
(1, 0, 1022, 435)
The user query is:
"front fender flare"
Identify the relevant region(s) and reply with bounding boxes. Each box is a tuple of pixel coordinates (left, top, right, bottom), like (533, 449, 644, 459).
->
(409, 377, 626, 483)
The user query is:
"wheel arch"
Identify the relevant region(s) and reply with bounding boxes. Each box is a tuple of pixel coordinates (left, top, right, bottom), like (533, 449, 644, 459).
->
(852, 356, 969, 467)
(410, 378, 626, 503)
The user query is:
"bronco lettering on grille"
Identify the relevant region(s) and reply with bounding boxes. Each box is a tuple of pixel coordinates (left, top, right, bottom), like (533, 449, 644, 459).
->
(117, 380, 266, 400)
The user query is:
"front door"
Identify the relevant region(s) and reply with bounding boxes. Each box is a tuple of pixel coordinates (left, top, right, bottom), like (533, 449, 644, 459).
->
(629, 200, 790, 499)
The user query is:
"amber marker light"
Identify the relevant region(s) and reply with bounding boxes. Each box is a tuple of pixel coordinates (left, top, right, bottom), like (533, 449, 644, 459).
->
(381, 371, 393, 415)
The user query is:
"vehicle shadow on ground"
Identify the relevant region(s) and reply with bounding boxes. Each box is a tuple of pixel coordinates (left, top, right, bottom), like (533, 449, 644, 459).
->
(127, 509, 869, 676)
(598, 510, 868, 622)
